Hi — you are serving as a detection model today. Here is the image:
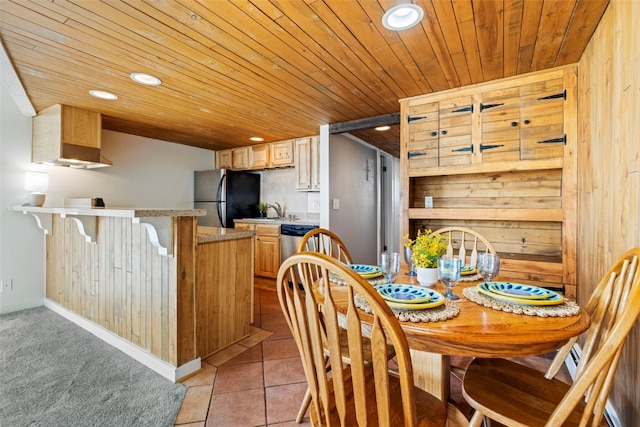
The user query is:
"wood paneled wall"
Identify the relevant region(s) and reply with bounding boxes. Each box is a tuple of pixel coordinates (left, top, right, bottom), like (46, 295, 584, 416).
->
(46, 215, 196, 367)
(577, 0, 640, 423)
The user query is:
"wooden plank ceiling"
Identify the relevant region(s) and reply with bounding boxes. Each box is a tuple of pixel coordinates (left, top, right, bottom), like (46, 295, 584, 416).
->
(0, 0, 608, 157)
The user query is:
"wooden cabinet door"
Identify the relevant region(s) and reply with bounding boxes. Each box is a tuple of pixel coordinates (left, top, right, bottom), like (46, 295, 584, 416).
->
(232, 147, 249, 169)
(480, 87, 521, 163)
(271, 140, 295, 167)
(249, 144, 270, 169)
(437, 96, 474, 167)
(295, 137, 312, 190)
(519, 78, 565, 160)
(310, 136, 320, 190)
(216, 149, 233, 169)
(407, 101, 439, 172)
(255, 235, 280, 278)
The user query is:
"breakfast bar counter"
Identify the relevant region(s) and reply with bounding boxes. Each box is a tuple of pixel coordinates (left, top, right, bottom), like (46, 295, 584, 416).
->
(11, 205, 256, 381)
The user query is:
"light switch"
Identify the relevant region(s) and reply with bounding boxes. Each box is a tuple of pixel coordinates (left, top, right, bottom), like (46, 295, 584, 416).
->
(424, 196, 433, 208)
(332, 199, 340, 210)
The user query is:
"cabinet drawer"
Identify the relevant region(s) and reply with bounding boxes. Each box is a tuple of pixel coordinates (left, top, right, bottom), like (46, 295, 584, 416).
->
(255, 223, 280, 236)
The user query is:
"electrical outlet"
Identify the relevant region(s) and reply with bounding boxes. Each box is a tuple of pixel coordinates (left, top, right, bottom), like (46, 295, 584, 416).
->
(332, 199, 340, 210)
(424, 196, 433, 209)
(0, 279, 12, 293)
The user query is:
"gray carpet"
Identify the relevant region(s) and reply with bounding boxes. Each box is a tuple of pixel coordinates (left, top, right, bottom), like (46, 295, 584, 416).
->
(0, 306, 186, 426)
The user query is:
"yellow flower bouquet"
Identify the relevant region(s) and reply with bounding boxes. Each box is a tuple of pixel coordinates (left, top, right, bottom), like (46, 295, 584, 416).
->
(405, 229, 449, 269)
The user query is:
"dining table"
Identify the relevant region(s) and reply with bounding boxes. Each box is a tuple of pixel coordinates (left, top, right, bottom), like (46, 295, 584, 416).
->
(316, 264, 590, 423)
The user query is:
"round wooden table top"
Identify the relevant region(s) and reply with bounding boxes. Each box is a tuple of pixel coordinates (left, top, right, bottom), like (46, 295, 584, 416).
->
(320, 271, 590, 359)
(399, 279, 590, 357)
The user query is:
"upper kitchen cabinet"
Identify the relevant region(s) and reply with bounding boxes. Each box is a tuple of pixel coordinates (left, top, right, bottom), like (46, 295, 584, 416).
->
(249, 144, 270, 169)
(400, 66, 578, 297)
(216, 149, 232, 169)
(295, 136, 320, 191)
(232, 147, 249, 170)
(32, 104, 111, 168)
(270, 139, 295, 167)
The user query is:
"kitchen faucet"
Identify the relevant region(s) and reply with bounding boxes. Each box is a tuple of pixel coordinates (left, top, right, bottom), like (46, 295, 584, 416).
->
(267, 202, 283, 218)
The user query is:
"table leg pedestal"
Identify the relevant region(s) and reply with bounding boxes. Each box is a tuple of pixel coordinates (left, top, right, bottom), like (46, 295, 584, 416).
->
(410, 349, 450, 400)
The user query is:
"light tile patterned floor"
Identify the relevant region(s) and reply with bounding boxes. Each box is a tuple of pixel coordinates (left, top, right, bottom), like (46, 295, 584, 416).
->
(174, 288, 312, 427)
(174, 287, 568, 426)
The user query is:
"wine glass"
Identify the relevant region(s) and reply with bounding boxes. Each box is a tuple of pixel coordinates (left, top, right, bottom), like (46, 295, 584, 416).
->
(478, 253, 501, 283)
(438, 256, 462, 300)
(380, 252, 401, 286)
(404, 246, 416, 276)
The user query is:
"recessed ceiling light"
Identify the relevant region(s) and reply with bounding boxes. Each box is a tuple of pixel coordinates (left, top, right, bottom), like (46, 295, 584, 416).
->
(250, 137, 264, 142)
(375, 125, 391, 131)
(382, 4, 424, 31)
(89, 90, 118, 100)
(130, 72, 162, 86)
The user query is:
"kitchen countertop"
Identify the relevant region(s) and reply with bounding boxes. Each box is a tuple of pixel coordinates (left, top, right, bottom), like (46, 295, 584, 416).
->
(197, 226, 255, 243)
(10, 205, 206, 218)
(234, 217, 320, 226)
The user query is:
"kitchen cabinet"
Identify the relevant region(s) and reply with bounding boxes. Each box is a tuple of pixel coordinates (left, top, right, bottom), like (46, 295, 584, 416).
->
(235, 223, 281, 279)
(232, 147, 249, 169)
(249, 144, 270, 169)
(400, 66, 577, 297)
(295, 135, 320, 191)
(270, 139, 295, 167)
(216, 149, 232, 169)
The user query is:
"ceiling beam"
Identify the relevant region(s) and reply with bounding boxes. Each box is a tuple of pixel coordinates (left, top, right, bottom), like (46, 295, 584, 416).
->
(329, 113, 400, 134)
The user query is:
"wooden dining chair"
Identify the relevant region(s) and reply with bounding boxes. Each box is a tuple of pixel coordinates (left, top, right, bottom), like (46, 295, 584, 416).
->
(298, 227, 353, 264)
(427, 227, 496, 268)
(462, 247, 640, 427)
(293, 229, 395, 423)
(277, 252, 447, 426)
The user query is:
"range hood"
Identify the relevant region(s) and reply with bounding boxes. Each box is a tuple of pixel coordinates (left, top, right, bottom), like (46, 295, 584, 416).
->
(32, 104, 112, 169)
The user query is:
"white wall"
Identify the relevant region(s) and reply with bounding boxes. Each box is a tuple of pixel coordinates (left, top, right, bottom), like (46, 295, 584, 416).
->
(0, 82, 215, 314)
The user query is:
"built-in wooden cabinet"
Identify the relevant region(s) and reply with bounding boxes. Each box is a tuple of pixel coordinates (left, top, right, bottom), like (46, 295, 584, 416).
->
(249, 144, 270, 169)
(235, 222, 281, 279)
(271, 139, 295, 167)
(232, 147, 249, 169)
(216, 149, 232, 169)
(295, 136, 320, 191)
(401, 66, 577, 297)
(216, 139, 296, 170)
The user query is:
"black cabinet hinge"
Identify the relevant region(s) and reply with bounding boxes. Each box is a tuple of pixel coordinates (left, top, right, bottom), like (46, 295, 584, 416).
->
(451, 105, 474, 114)
(538, 90, 566, 101)
(480, 144, 504, 152)
(480, 103, 504, 112)
(537, 135, 567, 145)
(408, 152, 426, 159)
(452, 145, 473, 153)
(408, 115, 427, 123)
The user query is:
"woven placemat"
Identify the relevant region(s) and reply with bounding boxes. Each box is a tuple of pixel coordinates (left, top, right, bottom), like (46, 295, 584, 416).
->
(460, 273, 482, 282)
(354, 293, 460, 323)
(329, 272, 387, 286)
(462, 287, 581, 317)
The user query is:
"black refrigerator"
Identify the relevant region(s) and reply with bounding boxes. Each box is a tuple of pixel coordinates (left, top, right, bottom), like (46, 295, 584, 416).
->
(194, 169, 260, 228)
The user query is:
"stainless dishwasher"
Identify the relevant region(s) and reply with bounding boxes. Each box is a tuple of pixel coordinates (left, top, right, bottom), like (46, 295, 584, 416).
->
(280, 224, 319, 261)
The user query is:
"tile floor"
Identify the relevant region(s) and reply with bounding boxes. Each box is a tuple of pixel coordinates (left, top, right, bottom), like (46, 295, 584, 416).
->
(174, 287, 312, 426)
(173, 287, 568, 426)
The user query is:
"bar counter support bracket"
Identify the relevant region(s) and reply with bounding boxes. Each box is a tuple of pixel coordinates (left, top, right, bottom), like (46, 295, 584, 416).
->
(133, 217, 172, 256)
(21, 210, 52, 235)
(62, 214, 97, 243)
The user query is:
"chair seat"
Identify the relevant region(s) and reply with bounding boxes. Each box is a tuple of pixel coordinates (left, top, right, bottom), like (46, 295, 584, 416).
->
(313, 367, 446, 427)
(463, 358, 607, 427)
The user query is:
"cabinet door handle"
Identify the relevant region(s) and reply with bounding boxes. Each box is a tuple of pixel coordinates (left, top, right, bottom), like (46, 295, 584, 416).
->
(480, 103, 504, 112)
(511, 121, 518, 127)
(452, 145, 473, 153)
(480, 144, 504, 152)
(430, 131, 437, 137)
(537, 90, 566, 101)
(408, 152, 426, 158)
(537, 135, 566, 145)
(441, 130, 448, 135)
(523, 119, 531, 125)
